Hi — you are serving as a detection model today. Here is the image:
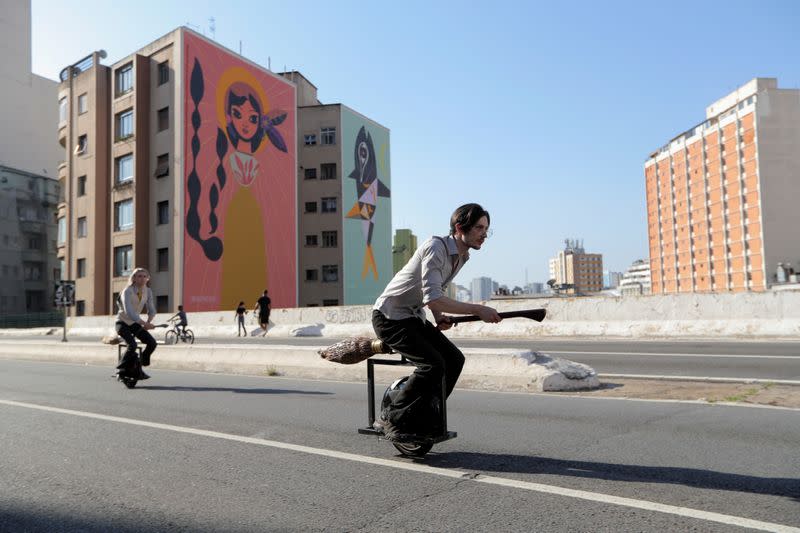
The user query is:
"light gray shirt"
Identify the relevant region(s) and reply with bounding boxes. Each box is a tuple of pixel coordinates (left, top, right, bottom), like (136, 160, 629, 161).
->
(116, 284, 157, 326)
(374, 235, 468, 321)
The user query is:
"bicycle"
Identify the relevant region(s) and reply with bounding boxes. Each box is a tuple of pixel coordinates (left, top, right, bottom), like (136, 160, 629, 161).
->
(164, 318, 195, 345)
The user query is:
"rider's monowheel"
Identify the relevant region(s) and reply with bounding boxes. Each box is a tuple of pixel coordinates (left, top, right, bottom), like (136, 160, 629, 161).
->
(357, 357, 456, 457)
(114, 343, 140, 388)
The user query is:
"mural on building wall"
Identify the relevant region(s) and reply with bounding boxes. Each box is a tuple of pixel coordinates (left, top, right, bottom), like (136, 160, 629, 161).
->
(342, 110, 391, 304)
(183, 32, 296, 311)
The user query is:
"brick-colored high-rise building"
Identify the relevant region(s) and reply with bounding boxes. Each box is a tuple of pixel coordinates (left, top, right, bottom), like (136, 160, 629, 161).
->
(645, 78, 800, 294)
(548, 239, 603, 295)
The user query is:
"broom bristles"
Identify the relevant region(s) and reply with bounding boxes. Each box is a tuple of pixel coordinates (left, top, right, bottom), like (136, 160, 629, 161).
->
(318, 336, 392, 364)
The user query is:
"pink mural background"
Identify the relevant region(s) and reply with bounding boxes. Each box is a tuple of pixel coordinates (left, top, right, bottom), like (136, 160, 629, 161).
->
(183, 31, 296, 311)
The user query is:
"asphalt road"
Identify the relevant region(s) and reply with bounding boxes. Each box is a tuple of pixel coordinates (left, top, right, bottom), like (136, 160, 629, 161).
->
(1, 359, 798, 532)
(43, 334, 800, 381)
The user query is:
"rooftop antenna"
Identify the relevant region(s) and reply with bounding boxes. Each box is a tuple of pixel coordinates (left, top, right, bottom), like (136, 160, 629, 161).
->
(208, 17, 216, 40)
(268, 56, 271, 70)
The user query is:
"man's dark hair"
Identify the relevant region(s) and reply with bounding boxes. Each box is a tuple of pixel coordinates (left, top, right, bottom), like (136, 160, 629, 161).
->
(450, 203, 490, 236)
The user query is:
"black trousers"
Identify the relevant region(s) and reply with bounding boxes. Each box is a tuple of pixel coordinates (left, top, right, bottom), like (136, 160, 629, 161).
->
(115, 321, 157, 370)
(372, 310, 464, 427)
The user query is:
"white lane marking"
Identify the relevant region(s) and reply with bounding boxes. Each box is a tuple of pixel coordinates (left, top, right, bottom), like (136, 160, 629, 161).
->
(599, 374, 800, 386)
(547, 350, 800, 360)
(1, 399, 798, 533)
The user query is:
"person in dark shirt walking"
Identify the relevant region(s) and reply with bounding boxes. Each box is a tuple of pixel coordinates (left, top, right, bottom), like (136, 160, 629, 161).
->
(253, 290, 271, 336)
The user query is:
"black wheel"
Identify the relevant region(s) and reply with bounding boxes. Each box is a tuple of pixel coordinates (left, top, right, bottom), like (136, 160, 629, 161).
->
(182, 329, 195, 344)
(165, 330, 177, 345)
(392, 441, 433, 457)
(120, 376, 137, 389)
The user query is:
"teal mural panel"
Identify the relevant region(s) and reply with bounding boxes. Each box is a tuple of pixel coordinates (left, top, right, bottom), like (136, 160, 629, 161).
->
(341, 109, 392, 304)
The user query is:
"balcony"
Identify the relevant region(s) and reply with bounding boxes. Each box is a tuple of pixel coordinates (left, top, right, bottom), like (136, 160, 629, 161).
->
(58, 125, 67, 147)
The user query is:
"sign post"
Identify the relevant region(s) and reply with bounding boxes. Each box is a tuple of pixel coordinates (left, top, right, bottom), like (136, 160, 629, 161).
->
(54, 281, 76, 342)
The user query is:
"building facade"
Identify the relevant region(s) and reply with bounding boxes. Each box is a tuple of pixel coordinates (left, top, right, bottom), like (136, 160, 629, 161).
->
(645, 78, 800, 294)
(57, 29, 390, 315)
(548, 239, 603, 294)
(618, 259, 651, 296)
(391, 229, 417, 274)
(0, 166, 61, 314)
(1, 0, 62, 315)
(289, 73, 392, 307)
(471, 276, 493, 302)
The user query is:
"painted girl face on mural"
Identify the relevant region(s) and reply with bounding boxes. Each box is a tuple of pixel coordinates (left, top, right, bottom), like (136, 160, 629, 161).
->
(225, 82, 265, 153)
(231, 99, 259, 142)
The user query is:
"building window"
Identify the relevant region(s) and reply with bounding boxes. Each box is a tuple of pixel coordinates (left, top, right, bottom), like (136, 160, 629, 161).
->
(76, 300, 86, 316)
(75, 134, 88, 155)
(114, 199, 134, 231)
(157, 106, 169, 132)
(77, 175, 86, 196)
(322, 264, 339, 282)
(76, 258, 86, 278)
(320, 163, 336, 180)
(157, 200, 169, 225)
(78, 93, 88, 114)
(77, 216, 87, 238)
(304, 134, 317, 145)
(116, 63, 133, 96)
(321, 197, 337, 213)
(158, 61, 169, 85)
(58, 97, 67, 122)
(155, 153, 169, 177)
(305, 269, 318, 281)
(304, 201, 317, 213)
(322, 230, 337, 248)
(305, 235, 318, 246)
(156, 295, 169, 313)
(27, 236, 40, 250)
(23, 262, 43, 281)
(116, 154, 133, 183)
(321, 127, 336, 145)
(114, 245, 133, 277)
(323, 299, 339, 307)
(57, 217, 66, 243)
(157, 248, 169, 271)
(116, 109, 133, 140)
(304, 168, 317, 180)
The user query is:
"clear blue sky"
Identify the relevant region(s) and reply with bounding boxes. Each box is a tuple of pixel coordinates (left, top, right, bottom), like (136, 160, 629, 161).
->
(31, 0, 800, 288)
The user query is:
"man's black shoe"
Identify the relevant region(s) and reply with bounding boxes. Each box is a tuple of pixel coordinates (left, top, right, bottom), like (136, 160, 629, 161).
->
(141, 354, 150, 366)
(138, 369, 150, 380)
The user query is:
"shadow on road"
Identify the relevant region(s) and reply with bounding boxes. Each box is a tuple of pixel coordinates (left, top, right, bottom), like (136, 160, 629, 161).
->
(425, 452, 800, 502)
(134, 385, 332, 395)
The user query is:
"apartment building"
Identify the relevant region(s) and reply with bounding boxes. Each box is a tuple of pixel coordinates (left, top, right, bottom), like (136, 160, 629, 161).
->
(57, 28, 391, 315)
(471, 276, 493, 302)
(1, 0, 62, 314)
(645, 78, 800, 294)
(548, 239, 603, 295)
(286, 72, 392, 307)
(391, 228, 417, 274)
(618, 259, 651, 297)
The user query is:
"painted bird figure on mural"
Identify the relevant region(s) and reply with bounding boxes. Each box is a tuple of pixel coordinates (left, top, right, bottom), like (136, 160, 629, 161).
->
(346, 126, 390, 280)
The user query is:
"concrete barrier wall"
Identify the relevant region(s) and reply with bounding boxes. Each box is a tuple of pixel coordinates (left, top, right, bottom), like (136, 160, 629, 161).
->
(10, 290, 800, 339)
(0, 340, 585, 392)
